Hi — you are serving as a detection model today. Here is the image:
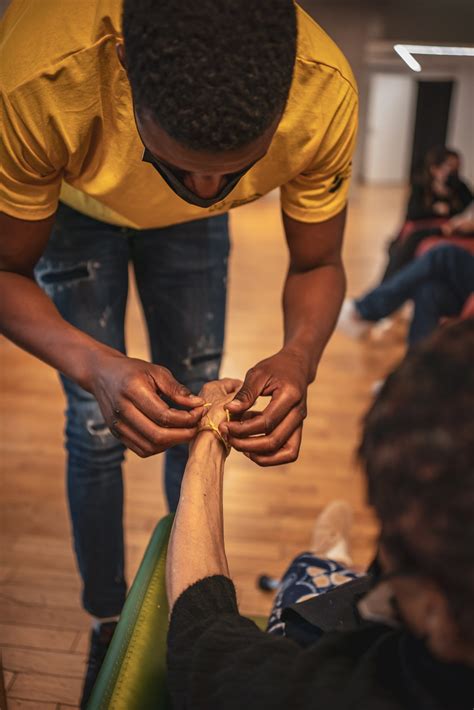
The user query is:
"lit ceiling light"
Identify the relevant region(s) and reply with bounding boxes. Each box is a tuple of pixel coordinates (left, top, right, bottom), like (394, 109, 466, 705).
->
(393, 43, 474, 72)
(394, 45, 422, 72)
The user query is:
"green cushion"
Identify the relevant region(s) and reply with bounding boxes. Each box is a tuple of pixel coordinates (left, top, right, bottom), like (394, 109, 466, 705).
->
(87, 513, 267, 708)
(87, 514, 174, 709)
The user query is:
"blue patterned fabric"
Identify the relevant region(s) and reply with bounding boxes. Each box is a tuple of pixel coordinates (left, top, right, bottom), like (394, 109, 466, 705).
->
(267, 552, 362, 636)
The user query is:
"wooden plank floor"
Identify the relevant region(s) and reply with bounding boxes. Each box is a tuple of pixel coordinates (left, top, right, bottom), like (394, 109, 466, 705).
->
(0, 184, 407, 708)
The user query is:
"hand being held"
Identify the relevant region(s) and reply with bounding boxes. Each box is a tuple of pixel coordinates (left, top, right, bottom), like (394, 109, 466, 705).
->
(198, 378, 242, 428)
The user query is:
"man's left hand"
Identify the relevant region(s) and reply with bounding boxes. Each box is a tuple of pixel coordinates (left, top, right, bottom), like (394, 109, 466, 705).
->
(220, 348, 309, 466)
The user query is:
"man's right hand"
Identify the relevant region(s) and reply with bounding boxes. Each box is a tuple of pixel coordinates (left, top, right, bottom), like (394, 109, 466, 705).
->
(88, 351, 205, 458)
(0, 211, 205, 458)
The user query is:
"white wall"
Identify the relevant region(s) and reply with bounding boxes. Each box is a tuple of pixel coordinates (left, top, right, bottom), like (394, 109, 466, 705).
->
(448, 66, 474, 184)
(363, 73, 416, 184)
(362, 64, 474, 187)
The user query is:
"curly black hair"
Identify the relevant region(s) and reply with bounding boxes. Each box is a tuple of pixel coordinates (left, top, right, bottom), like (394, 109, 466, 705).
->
(122, 0, 297, 152)
(359, 321, 474, 642)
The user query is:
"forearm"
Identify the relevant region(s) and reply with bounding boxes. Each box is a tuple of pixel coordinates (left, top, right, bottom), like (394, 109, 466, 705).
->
(282, 259, 346, 382)
(0, 271, 123, 389)
(166, 431, 229, 610)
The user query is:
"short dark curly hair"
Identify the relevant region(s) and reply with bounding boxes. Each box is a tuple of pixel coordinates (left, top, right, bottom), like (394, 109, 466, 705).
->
(122, 0, 297, 152)
(359, 321, 474, 642)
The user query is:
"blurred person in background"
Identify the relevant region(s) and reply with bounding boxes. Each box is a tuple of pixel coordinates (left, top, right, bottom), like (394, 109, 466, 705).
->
(337, 244, 474, 347)
(382, 146, 472, 281)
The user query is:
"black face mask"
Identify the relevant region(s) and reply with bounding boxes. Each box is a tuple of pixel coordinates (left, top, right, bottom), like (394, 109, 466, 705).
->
(142, 148, 256, 208)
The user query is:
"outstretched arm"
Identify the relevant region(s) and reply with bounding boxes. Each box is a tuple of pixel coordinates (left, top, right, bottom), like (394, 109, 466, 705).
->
(166, 379, 241, 609)
(221, 208, 347, 466)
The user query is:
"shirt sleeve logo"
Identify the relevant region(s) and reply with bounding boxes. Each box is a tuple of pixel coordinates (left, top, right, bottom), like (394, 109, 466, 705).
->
(328, 162, 352, 193)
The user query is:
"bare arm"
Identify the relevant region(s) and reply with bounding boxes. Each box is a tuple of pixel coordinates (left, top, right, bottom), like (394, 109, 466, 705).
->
(166, 379, 241, 609)
(0, 211, 204, 456)
(0, 211, 115, 384)
(282, 207, 347, 379)
(222, 208, 347, 466)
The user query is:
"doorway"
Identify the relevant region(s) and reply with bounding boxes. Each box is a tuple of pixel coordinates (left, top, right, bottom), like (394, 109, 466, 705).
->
(410, 80, 454, 179)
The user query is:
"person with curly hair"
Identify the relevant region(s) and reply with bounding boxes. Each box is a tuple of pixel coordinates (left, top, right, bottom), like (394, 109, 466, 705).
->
(167, 322, 474, 709)
(0, 1, 357, 701)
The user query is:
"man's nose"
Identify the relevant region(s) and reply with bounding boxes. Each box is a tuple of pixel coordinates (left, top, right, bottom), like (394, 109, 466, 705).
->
(184, 174, 227, 199)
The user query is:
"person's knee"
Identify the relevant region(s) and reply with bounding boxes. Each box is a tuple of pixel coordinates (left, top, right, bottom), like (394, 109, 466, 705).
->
(424, 244, 465, 275)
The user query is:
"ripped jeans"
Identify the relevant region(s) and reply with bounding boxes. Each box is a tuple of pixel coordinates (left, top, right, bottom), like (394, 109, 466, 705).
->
(35, 202, 229, 617)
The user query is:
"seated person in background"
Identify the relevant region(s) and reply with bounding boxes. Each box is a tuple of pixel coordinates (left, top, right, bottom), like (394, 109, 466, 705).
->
(338, 244, 474, 347)
(166, 322, 474, 710)
(382, 146, 472, 281)
(406, 146, 471, 222)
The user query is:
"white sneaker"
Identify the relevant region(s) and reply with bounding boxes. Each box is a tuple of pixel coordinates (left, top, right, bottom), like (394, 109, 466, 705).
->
(337, 299, 371, 339)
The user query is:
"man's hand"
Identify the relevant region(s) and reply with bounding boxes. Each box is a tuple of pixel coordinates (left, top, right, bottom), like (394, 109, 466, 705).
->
(219, 209, 347, 467)
(88, 351, 205, 457)
(221, 349, 308, 466)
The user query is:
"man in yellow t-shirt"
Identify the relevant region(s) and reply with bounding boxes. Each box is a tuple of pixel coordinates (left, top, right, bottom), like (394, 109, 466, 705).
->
(0, 0, 357, 701)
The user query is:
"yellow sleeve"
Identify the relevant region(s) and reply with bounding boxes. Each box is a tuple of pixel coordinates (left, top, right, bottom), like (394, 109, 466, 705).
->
(0, 90, 63, 220)
(280, 85, 358, 223)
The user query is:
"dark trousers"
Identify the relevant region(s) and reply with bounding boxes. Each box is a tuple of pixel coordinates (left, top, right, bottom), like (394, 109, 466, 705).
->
(35, 203, 230, 617)
(356, 245, 474, 346)
(382, 228, 444, 281)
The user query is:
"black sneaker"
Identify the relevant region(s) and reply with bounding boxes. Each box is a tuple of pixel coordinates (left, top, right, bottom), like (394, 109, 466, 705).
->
(80, 621, 117, 708)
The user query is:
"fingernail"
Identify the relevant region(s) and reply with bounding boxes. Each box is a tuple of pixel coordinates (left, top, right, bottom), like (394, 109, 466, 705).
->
(189, 395, 204, 402)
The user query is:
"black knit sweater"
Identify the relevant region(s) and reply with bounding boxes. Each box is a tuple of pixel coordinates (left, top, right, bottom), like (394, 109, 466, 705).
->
(167, 575, 473, 710)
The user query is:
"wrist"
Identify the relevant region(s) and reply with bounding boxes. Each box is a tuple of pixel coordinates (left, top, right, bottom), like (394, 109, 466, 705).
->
(281, 341, 319, 383)
(189, 428, 227, 460)
(185, 430, 226, 487)
(80, 343, 125, 392)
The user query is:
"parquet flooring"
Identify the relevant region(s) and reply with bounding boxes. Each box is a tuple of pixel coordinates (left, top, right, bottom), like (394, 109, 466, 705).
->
(0, 185, 407, 707)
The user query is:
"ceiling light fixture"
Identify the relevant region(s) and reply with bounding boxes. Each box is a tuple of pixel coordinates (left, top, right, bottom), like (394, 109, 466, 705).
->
(393, 43, 474, 72)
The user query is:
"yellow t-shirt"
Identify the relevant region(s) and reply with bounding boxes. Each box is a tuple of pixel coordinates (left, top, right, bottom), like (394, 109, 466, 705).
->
(0, 1, 358, 229)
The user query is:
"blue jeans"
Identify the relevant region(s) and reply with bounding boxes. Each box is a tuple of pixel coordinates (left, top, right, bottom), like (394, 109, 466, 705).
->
(356, 245, 474, 346)
(35, 203, 229, 617)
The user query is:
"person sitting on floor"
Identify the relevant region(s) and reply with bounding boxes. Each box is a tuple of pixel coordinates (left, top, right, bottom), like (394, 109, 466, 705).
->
(165, 322, 474, 710)
(337, 244, 474, 347)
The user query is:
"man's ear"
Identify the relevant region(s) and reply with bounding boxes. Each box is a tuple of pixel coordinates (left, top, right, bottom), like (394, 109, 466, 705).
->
(116, 41, 126, 69)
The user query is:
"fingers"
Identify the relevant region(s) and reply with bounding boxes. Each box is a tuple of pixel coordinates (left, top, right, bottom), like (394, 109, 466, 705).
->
(225, 368, 268, 415)
(219, 378, 243, 394)
(198, 378, 243, 403)
(111, 407, 196, 457)
(245, 426, 303, 467)
(150, 365, 204, 407)
(125, 383, 204, 429)
(227, 405, 304, 457)
(110, 419, 156, 458)
(223, 388, 305, 438)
